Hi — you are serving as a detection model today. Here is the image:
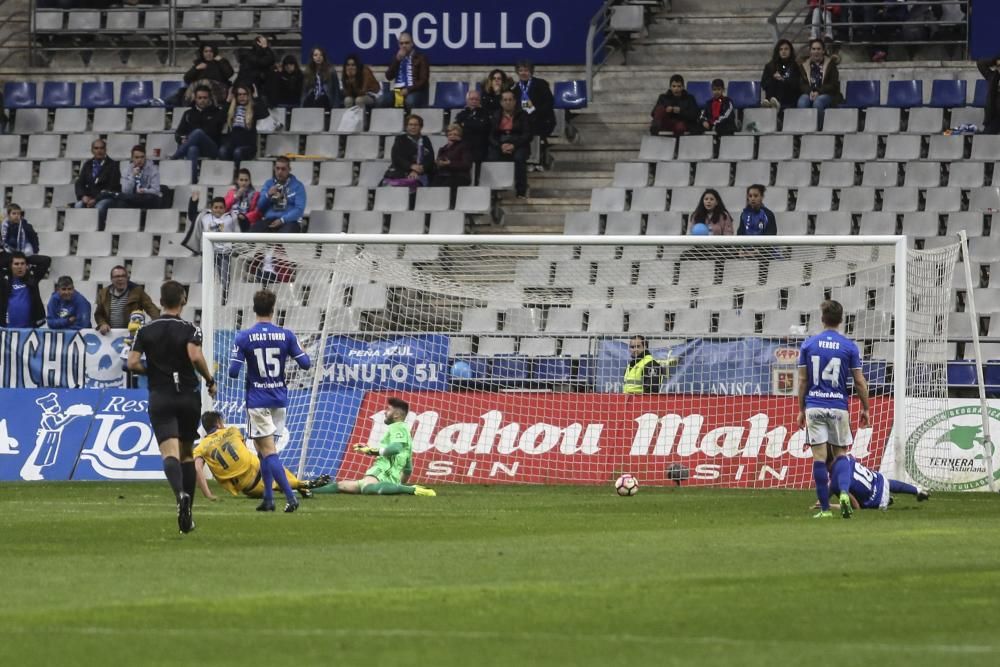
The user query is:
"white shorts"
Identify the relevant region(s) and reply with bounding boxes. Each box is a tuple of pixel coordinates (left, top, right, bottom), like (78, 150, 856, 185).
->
(806, 407, 853, 448)
(248, 407, 286, 440)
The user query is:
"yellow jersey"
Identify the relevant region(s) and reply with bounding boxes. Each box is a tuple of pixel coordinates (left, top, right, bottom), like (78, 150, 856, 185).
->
(193, 426, 258, 494)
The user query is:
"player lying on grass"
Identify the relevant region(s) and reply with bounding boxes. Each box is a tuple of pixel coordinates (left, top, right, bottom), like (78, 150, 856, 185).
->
(194, 411, 331, 501)
(823, 452, 930, 515)
(312, 396, 436, 496)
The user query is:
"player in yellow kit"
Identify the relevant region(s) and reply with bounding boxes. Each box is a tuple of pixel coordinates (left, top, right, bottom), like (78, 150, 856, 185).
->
(193, 412, 329, 500)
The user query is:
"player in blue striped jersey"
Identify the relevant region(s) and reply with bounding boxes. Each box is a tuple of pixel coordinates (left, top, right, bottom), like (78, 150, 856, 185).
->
(828, 454, 930, 511)
(797, 300, 870, 519)
(228, 289, 311, 512)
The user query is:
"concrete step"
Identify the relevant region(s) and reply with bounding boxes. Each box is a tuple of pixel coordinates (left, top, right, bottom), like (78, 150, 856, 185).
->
(667, 0, 779, 14)
(646, 18, 774, 41)
(625, 43, 774, 67)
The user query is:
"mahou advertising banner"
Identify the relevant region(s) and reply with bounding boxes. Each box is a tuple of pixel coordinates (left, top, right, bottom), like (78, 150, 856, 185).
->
(338, 391, 892, 488)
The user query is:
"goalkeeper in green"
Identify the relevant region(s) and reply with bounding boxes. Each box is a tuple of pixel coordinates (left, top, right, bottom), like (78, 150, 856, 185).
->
(314, 396, 436, 496)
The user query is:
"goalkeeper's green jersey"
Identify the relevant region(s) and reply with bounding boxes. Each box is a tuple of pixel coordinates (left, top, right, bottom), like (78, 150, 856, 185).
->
(365, 421, 413, 484)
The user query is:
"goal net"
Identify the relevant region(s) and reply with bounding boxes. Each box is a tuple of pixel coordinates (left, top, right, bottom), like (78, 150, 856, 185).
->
(200, 233, 991, 491)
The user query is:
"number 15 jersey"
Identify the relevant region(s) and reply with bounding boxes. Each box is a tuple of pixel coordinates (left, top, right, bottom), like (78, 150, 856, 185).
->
(229, 321, 311, 408)
(798, 329, 861, 411)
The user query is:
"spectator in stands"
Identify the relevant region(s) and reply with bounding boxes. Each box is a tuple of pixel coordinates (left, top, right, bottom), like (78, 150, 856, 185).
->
(45, 275, 91, 330)
(0, 252, 45, 329)
(273, 55, 304, 107)
(74, 138, 120, 230)
(95, 265, 159, 334)
(224, 168, 261, 232)
(623, 335, 665, 395)
(808, 1, 836, 41)
(978, 55, 1000, 135)
(301, 46, 342, 109)
(431, 124, 473, 191)
(1, 203, 51, 277)
(342, 54, 383, 108)
(171, 85, 226, 183)
(761, 39, 802, 110)
(385, 32, 430, 109)
(186, 192, 239, 298)
(236, 35, 278, 105)
(514, 60, 556, 140)
(649, 74, 700, 136)
(689, 189, 734, 236)
(737, 184, 777, 236)
(699, 79, 737, 136)
(218, 85, 267, 167)
(382, 114, 436, 188)
(253, 157, 306, 233)
(481, 69, 513, 114)
(454, 89, 492, 168)
(182, 44, 234, 107)
(114, 145, 162, 210)
(797, 39, 842, 128)
(488, 90, 532, 199)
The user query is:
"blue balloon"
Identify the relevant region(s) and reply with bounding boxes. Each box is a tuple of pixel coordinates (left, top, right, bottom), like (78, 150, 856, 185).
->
(690, 222, 710, 236)
(451, 360, 473, 379)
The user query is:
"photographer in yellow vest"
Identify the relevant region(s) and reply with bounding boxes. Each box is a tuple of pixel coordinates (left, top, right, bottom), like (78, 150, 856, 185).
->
(623, 335, 669, 395)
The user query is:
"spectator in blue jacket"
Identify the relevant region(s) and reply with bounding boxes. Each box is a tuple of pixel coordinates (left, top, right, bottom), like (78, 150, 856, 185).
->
(252, 156, 306, 233)
(737, 184, 778, 236)
(1, 252, 45, 328)
(1, 203, 50, 278)
(46, 276, 91, 330)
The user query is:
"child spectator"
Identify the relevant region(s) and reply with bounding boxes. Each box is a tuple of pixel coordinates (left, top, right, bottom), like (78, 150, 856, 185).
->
(224, 168, 262, 232)
(761, 39, 802, 110)
(699, 79, 737, 136)
(46, 276, 91, 330)
(738, 184, 778, 236)
(650, 74, 700, 136)
(1, 203, 50, 277)
(185, 192, 239, 298)
(689, 189, 734, 236)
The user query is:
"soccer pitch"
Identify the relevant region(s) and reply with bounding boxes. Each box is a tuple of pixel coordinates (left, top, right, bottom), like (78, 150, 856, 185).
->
(2, 484, 999, 667)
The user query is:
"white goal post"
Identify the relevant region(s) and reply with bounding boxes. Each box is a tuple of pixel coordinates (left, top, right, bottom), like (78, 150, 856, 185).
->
(201, 232, 996, 492)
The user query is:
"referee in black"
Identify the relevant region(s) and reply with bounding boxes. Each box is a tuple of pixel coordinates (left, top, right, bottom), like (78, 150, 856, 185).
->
(127, 280, 217, 534)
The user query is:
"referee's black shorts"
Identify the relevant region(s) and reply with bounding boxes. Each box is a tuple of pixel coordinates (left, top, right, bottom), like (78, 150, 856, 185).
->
(148, 390, 201, 443)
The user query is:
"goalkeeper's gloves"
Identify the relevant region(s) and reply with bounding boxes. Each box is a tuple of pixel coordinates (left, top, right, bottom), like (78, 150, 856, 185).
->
(353, 445, 380, 456)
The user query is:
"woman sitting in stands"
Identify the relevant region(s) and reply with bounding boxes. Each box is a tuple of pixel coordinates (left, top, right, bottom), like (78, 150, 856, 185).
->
(218, 85, 268, 167)
(760, 39, 802, 111)
(301, 46, 342, 109)
(688, 189, 734, 236)
(481, 68, 514, 114)
(273, 55, 304, 107)
(224, 168, 261, 232)
(431, 124, 473, 190)
(797, 39, 843, 129)
(382, 114, 436, 188)
(182, 43, 234, 106)
(342, 54, 383, 108)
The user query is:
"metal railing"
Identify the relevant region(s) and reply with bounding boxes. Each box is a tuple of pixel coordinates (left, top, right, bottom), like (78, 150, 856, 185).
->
(768, 0, 968, 56)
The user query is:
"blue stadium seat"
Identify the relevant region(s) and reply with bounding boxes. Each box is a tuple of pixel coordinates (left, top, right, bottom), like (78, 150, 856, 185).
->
(986, 364, 1000, 397)
(929, 80, 967, 108)
(453, 356, 490, 380)
(886, 80, 923, 108)
(948, 362, 978, 387)
(159, 80, 184, 105)
(687, 81, 712, 109)
(862, 361, 888, 387)
(433, 81, 468, 109)
(534, 358, 572, 381)
(727, 81, 760, 109)
(842, 80, 880, 108)
(575, 356, 597, 386)
(554, 80, 588, 109)
(41, 81, 76, 108)
(973, 79, 987, 108)
(119, 80, 154, 107)
(491, 355, 530, 379)
(3, 82, 37, 108)
(81, 81, 114, 108)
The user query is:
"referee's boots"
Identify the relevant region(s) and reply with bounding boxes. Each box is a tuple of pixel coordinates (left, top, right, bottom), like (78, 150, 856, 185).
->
(177, 492, 194, 533)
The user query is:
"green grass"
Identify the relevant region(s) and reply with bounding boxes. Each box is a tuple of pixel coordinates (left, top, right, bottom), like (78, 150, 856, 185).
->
(2, 483, 999, 667)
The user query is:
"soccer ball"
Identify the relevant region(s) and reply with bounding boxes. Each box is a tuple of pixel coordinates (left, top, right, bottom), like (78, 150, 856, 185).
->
(615, 474, 639, 496)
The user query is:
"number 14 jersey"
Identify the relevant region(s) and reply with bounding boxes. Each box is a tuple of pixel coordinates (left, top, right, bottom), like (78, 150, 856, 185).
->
(798, 329, 861, 411)
(229, 321, 311, 408)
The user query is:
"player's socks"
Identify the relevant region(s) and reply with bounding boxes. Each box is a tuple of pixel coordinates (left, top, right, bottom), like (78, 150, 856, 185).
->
(260, 455, 275, 503)
(889, 480, 919, 496)
(265, 454, 296, 503)
(181, 460, 196, 506)
(311, 482, 339, 494)
(361, 482, 416, 495)
(162, 456, 184, 501)
(812, 460, 831, 511)
(832, 456, 852, 500)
